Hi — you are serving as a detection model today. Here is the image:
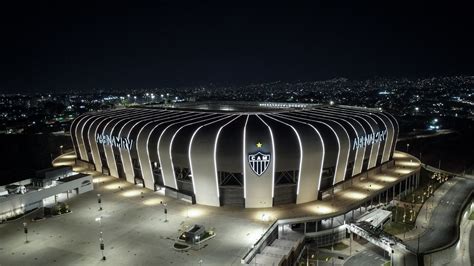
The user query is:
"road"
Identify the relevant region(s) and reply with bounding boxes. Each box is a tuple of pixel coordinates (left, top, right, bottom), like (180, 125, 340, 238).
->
(397, 129, 456, 142)
(344, 241, 389, 266)
(404, 176, 474, 254)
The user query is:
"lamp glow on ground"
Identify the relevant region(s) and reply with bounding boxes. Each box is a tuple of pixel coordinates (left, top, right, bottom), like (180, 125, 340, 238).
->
(93, 176, 114, 183)
(392, 152, 409, 159)
(72, 166, 88, 172)
(374, 175, 398, 182)
(121, 188, 147, 198)
(364, 182, 384, 190)
(52, 162, 75, 167)
(308, 204, 335, 215)
(183, 208, 206, 218)
(142, 198, 164, 206)
(253, 211, 276, 222)
(340, 191, 367, 200)
(394, 168, 413, 175)
(61, 154, 77, 159)
(397, 161, 420, 167)
(104, 181, 132, 190)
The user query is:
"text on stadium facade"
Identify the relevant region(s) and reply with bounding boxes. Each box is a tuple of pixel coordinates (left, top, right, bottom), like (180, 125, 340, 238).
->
(96, 134, 134, 150)
(352, 129, 387, 150)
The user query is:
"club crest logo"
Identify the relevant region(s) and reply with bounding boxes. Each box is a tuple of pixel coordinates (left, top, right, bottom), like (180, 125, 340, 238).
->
(248, 151, 271, 176)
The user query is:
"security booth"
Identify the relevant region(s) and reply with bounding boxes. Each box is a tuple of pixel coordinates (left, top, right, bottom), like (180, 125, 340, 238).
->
(184, 224, 206, 244)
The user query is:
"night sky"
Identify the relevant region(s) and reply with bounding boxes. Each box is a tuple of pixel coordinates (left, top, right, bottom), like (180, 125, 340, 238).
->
(1, 1, 473, 90)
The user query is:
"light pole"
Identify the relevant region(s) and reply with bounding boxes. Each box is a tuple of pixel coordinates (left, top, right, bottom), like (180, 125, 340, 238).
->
(391, 249, 394, 266)
(23, 222, 29, 243)
(99, 234, 106, 261)
(59, 145, 64, 155)
(196, 234, 201, 250)
(160, 201, 168, 222)
(406, 143, 410, 153)
(96, 216, 106, 261)
(97, 193, 102, 211)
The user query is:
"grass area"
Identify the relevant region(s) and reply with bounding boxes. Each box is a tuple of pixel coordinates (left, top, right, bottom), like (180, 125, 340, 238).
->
(387, 206, 417, 224)
(469, 212, 474, 220)
(320, 242, 349, 251)
(400, 168, 447, 204)
(383, 261, 392, 266)
(316, 255, 332, 261)
(400, 183, 437, 204)
(383, 222, 414, 235)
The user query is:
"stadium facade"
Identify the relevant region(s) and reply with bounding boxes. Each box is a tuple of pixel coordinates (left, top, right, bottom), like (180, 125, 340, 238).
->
(70, 103, 398, 208)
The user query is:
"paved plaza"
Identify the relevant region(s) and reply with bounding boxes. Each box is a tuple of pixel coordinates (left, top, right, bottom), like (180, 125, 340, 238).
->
(0, 177, 268, 265)
(0, 151, 420, 265)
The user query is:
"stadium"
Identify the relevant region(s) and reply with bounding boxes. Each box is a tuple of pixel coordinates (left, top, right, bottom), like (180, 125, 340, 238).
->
(70, 102, 399, 208)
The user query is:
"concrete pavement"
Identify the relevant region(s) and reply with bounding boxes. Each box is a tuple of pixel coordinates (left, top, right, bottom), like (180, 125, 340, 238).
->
(0, 177, 268, 265)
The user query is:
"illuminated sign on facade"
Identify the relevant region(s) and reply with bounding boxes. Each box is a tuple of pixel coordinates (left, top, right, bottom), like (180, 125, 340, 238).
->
(248, 151, 271, 176)
(96, 134, 134, 150)
(352, 129, 387, 150)
(248, 142, 271, 176)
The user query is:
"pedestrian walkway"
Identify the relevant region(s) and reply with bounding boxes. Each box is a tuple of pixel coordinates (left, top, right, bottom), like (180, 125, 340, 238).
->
(52, 151, 421, 223)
